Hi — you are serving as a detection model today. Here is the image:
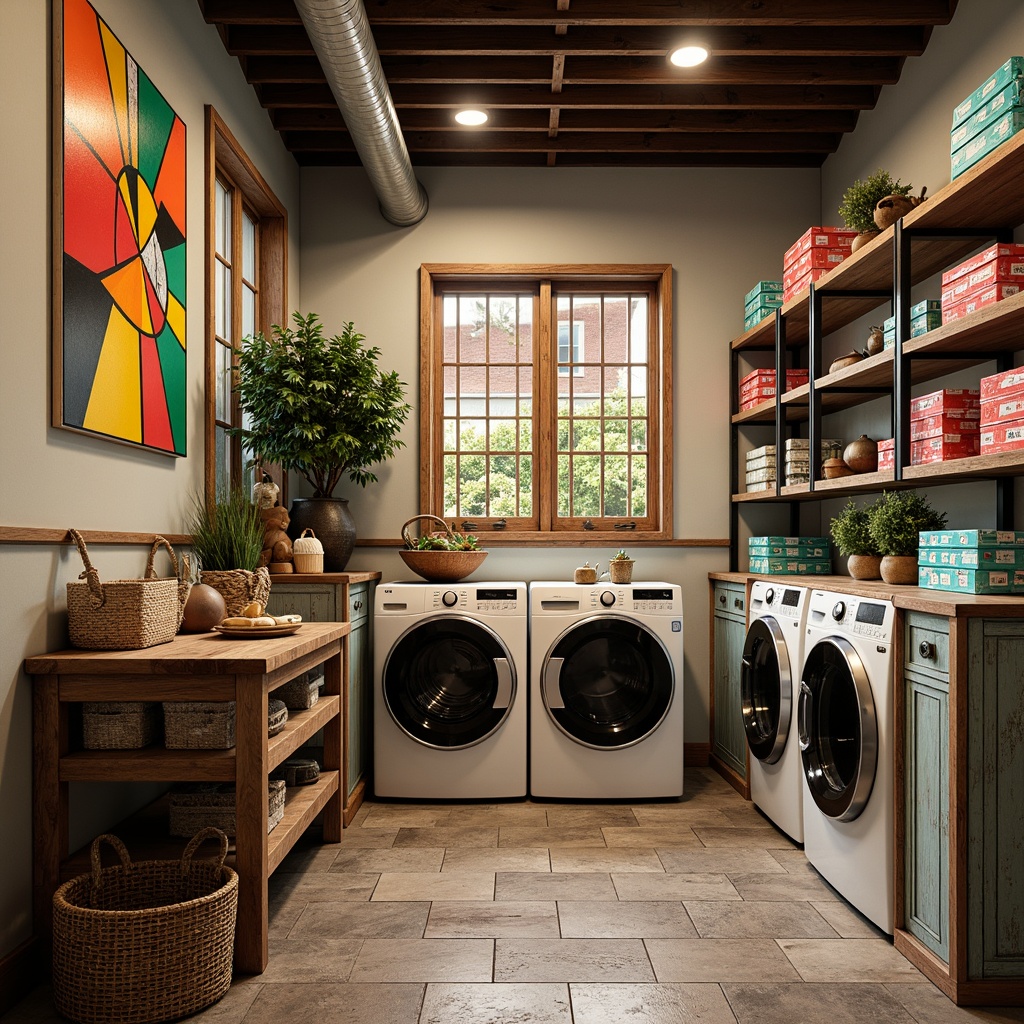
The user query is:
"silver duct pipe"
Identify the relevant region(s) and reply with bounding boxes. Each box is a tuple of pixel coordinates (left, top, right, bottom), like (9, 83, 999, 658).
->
(293, 0, 428, 226)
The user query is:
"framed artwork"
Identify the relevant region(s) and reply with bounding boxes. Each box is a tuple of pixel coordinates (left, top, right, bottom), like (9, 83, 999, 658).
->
(53, 0, 187, 455)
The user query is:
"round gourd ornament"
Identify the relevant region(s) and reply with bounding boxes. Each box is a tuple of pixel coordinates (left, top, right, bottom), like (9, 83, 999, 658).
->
(292, 529, 325, 573)
(180, 583, 228, 633)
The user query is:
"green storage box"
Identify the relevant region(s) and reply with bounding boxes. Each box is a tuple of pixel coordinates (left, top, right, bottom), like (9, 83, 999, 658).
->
(919, 546, 1024, 568)
(918, 529, 1024, 548)
(918, 564, 1024, 594)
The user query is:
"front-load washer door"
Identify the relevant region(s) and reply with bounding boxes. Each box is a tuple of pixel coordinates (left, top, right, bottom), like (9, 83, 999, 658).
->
(541, 616, 674, 749)
(740, 616, 792, 765)
(798, 636, 877, 822)
(383, 616, 516, 749)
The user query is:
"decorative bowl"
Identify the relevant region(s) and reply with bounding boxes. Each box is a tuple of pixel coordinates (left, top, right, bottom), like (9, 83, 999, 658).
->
(399, 548, 488, 583)
(822, 458, 855, 479)
(829, 351, 864, 374)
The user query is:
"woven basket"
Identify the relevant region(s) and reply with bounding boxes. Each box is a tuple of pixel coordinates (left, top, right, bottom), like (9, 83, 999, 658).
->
(52, 829, 237, 1024)
(199, 566, 271, 618)
(82, 703, 161, 750)
(168, 781, 286, 838)
(399, 515, 488, 583)
(273, 669, 323, 710)
(66, 531, 190, 651)
(163, 702, 236, 750)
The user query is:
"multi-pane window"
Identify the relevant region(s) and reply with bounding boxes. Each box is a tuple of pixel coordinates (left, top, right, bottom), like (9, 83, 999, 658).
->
(421, 265, 672, 540)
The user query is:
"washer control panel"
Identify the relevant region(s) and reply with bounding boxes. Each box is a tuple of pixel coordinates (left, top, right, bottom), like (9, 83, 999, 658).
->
(806, 589, 894, 644)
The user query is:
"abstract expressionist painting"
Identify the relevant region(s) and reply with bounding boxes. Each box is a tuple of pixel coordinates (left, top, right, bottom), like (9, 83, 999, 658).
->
(54, 0, 187, 455)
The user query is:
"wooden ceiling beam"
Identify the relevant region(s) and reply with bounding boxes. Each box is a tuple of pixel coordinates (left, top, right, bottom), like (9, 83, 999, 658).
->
(294, 150, 825, 168)
(198, 0, 300, 25)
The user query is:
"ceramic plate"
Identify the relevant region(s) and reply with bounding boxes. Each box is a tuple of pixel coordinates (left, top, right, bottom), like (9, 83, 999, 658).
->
(213, 623, 302, 640)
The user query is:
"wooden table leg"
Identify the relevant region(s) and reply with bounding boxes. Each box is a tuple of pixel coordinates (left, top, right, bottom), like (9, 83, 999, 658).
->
(233, 673, 269, 974)
(321, 645, 343, 842)
(32, 675, 67, 951)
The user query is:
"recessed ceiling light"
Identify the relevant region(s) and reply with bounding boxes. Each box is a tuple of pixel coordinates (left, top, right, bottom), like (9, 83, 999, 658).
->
(455, 109, 489, 126)
(668, 44, 709, 68)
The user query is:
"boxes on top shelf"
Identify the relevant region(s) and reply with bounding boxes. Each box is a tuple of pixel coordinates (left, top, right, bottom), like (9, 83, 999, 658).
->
(783, 227, 858, 268)
(943, 283, 1021, 324)
(744, 305, 779, 332)
(918, 564, 1024, 594)
(920, 546, 1024, 568)
(951, 107, 1024, 179)
(748, 535, 829, 548)
(951, 56, 1024, 129)
(749, 556, 833, 576)
(951, 78, 1023, 151)
(919, 528, 1024, 548)
(942, 243, 1024, 287)
(743, 280, 783, 306)
(782, 264, 831, 300)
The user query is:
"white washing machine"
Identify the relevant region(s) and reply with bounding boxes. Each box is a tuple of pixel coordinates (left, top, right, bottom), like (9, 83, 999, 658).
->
(741, 581, 810, 843)
(799, 588, 896, 934)
(373, 581, 528, 799)
(529, 581, 684, 800)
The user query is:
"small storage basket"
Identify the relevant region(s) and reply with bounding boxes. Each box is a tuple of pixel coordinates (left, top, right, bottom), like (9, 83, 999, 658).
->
(199, 567, 271, 618)
(163, 702, 236, 750)
(52, 829, 237, 1024)
(273, 668, 324, 710)
(66, 530, 190, 651)
(168, 781, 285, 838)
(291, 529, 324, 574)
(267, 698, 288, 736)
(82, 703, 161, 750)
(271, 757, 320, 787)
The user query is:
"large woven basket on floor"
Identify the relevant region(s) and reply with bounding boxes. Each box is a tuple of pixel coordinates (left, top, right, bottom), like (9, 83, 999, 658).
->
(52, 829, 238, 1024)
(66, 531, 190, 651)
(399, 515, 488, 583)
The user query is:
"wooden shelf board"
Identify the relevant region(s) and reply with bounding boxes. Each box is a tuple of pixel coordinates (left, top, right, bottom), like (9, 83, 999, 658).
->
(268, 696, 339, 769)
(60, 747, 237, 783)
(268, 771, 339, 874)
(730, 318, 776, 352)
(904, 290, 1024, 358)
(732, 396, 809, 425)
(903, 450, 1024, 481)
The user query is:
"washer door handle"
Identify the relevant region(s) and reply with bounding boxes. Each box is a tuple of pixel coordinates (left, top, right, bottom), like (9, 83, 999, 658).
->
(798, 680, 813, 752)
(544, 657, 565, 709)
(492, 658, 513, 709)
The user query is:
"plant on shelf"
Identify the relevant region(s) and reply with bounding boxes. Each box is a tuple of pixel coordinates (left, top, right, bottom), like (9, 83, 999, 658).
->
(609, 548, 635, 583)
(411, 528, 481, 552)
(838, 169, 914, 249)
(829, 499, 882, 580)
(867, 490, 947, 585)
(233, 311, 412, 570)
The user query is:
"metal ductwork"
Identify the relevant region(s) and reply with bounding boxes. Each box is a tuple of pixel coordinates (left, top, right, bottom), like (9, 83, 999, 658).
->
(292, 0, 428, 227)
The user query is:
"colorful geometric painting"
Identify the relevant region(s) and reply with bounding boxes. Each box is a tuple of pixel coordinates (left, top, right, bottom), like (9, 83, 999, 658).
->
(56, 0, 186, 455)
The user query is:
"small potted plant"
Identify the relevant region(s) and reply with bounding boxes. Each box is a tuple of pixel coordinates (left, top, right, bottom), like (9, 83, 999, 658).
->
(867, 490, 947, 585)
(399, 514, 488, 583)
(829, 499, 882, 580)
(609, 549, 635, 584)
(838, 169, 914, 251)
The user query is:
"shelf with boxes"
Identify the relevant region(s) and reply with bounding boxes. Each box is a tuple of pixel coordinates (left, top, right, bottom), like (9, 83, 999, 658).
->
(727, 125, 1024, 569)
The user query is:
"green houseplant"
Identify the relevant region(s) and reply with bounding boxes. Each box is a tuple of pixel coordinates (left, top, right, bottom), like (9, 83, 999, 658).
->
(838, 169, 914, 249)
(609, 549, 635, 584)
(829, 499, 882, 580)
(234, 312, 412, 571)
(867, 490, 947, 584)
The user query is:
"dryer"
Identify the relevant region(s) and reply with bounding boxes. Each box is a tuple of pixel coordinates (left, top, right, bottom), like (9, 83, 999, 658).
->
(799, 588, 896, 934)
(741, 580, 810, 843)
(373, 581, 528, 799)
(529, 581, 684, 800)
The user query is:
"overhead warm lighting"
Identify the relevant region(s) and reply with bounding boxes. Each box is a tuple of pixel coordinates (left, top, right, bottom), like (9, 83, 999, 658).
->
(455, 109, 489, 126)
(668, 44, 710, 68)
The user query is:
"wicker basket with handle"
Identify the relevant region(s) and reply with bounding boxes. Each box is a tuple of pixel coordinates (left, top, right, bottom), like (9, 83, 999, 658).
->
(66, 530, 190, 650)
(199, 565, 271, 617)
(52, 828, 237, 1024)
(399, 514, 488, 583)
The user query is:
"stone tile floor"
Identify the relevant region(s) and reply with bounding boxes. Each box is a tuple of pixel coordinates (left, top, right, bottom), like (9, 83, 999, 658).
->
(6, 768, 1024, 1024)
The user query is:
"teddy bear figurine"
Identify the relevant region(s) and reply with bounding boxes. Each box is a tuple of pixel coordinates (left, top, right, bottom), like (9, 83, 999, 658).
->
(259, 504, 294, 570)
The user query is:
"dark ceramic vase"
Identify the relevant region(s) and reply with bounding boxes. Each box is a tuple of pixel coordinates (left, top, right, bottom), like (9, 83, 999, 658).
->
(288, 498, 356, 572)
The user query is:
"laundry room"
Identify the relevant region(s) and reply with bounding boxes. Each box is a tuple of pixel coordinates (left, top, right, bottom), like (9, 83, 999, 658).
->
(3, 0, 1024, 1021)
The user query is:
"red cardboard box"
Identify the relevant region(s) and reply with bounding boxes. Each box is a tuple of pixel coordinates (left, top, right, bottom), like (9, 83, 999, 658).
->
(784, 227, 858, 268)
(941, 275, 1021, 308)
(963, 256, 1024, 291)
(910, 413, 981, 441)
(980, 365, 1024, 402)
(739, 368, 808, 394)
(786, 247, 851, 275)
(911, 434, 980, 464)
(782, 266, 831, 299)
(941, 243, 1024, 286)
(981, 395, 1024, 427)
(910, 388, 980, 416)
(878, 437, 894, 470)
(942, 282, 1021, 323)
(981, 421, 1024, 454)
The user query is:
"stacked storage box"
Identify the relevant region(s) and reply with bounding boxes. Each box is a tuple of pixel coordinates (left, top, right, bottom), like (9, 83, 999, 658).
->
(738, 368, 809, 411)
(748, 535, 832, 575)
(782, 227, 857, 302)
(784, 437, 843, 486)
(744, 280, 783, 331)
(744, 444, 776, 492)
(950, 56, 1024, 179)
(941, 243, 1024, 324)
(980, 365, 1024, 454)
(881, 299, 942, 347)
(918, 529, 1024, 594)
(877, 389, 980, 468)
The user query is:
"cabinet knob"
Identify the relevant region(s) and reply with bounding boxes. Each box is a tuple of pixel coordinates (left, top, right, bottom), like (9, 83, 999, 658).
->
(919, 640, 936, 660)
(733, 598, 743, 609)
(353, 600, 363, 611)
(719, 594, 726, 605)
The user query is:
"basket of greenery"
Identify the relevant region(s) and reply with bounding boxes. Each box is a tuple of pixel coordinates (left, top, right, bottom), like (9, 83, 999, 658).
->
(187, 488, 270, 616)
(400, 514, 487, 583)
(829, 499, 882, 580)
(867, 490, 947, 585)
(838, 169, 914, 249)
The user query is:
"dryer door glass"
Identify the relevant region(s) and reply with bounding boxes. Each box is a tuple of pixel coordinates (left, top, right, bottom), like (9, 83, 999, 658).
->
(740, 616, 792, 764)
(542, 616, 674, 749)
(383, 617, 516, 749)
(798, 636, 878, 822)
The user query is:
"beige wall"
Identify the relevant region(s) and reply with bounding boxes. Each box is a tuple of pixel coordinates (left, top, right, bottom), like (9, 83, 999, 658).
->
(0, 0, 299, 958)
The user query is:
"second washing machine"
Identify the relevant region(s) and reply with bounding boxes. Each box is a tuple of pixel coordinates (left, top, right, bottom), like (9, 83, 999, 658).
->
(799, 588, 896, 934)
(741, 580, 810, 843)
(373, 581, 528, 799)
(529, 581, 684, 799)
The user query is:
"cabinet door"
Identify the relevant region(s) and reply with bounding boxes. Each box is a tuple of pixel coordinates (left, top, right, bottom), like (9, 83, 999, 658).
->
(712, 592, 747, 778)
(346, 582, 374, 799)
(265, 585, 338, 622)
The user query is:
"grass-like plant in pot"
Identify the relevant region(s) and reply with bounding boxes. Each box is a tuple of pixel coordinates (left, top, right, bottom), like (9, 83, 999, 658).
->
(186, 487, 270, 617)
(867, 490, 947, 585)
(233, 312, 412, 571)
(829, 499, 882, 580)
(838, 169, 913, 250)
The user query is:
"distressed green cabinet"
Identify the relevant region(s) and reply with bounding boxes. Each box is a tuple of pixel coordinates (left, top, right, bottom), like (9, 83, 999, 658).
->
(897, 610, 1024, 1005)
(710, 579, 748, 796)
(267, 572, 379, 825)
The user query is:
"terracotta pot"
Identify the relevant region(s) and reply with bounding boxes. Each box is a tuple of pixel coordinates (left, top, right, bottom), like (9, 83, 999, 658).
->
(829, 351, 864, 374)
(843, 434, 878, 473)
(873, 189, 927, 230)
(866, 326, 885, 356)
(822, 457, 854, 479)
(847, 554, 883, 581)
(850, 229, 881, 253)
(880, 554, 919, 585)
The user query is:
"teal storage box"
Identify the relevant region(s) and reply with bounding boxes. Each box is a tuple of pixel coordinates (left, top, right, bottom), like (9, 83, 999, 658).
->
(918, 529, 1024, 548)
(749, 556, 832, 575)
(951, 81, 1023, 151)
(952, 108, 1024, 178)
(749, 543, 830, 559)
(744, 306, 778, 331)
(918, 564, 1024, 594)
(951, 56, 1024, 129)
(749, 535, 829, 548)
(919, 546, 1024, 568)
(744, 280, 783, 306)
(744, 292, 782, 315)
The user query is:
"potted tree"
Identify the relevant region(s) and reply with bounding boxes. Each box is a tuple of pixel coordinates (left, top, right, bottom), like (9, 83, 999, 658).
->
(233, 312, 411, 571)
(829, 499, 882, 580)
(838, 169, 914, 251)
(867, 490, 947, 585)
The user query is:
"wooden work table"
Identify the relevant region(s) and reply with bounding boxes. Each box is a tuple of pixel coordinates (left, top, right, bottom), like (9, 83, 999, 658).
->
(26, 622, 349, 976)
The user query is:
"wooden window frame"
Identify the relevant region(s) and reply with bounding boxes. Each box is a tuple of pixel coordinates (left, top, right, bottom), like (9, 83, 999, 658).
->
(420, 263, 673, 544)
(204, 106, 287, 508)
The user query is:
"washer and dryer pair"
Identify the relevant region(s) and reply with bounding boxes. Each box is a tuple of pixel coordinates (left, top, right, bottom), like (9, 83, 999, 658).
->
(373, 580, 685, 801)
(741, 582, 896, 934)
